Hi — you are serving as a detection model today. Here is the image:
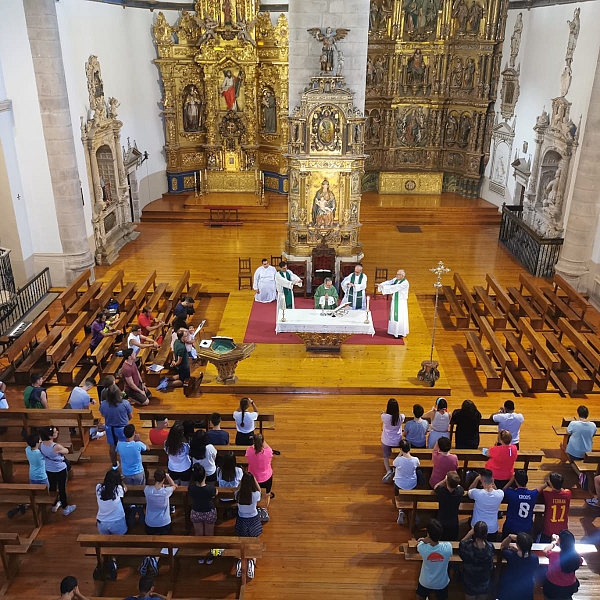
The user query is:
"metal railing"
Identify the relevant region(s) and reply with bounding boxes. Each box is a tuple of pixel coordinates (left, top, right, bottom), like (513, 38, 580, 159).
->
(499, 204, 563, 278)
(0, 268, 52, 334)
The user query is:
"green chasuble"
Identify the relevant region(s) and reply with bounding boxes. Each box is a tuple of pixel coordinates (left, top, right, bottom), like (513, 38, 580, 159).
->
(313, 284, 339, 309)
(279, 270, 293, 308)
(348, 273, 364, 308)
(390, 278, 406, 321)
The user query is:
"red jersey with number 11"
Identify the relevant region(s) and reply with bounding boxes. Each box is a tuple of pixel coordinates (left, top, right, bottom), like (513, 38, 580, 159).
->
(542, 488, 571, 537)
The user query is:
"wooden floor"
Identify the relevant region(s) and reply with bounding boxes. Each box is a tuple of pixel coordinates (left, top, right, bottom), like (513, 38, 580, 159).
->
(3, 194, 600, 599)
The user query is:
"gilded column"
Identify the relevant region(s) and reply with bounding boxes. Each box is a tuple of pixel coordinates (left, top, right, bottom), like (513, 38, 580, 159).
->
(23, 0, 94, 283)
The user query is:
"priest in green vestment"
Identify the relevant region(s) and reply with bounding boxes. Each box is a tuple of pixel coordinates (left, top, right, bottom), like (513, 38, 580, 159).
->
(275, 261, 302, 309)
(341, 264, 368, 310)
(313, 277, 339, 309)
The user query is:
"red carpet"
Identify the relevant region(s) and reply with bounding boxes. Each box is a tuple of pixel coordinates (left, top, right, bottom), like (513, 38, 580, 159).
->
(243, 297, 405, 345)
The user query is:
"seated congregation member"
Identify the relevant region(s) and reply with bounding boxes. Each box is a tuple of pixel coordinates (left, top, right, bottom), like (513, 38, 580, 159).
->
(450, 399, 481, 449)
(149, 416, 170, 446)
(492, 400, 524, 448)
(430, 438, 458, 489)
(458, 521, 495, 600)
(434, 471, 464, 541)
(502, 470, 538, 537)
(393, 440, 419, 524)
(156, 330, 193, 392)
(235, 472, 263, 579)
(164, 424, 191, 485)
(381, 398, 405, 483)
(543, 530, 582, 600)
(138, 305, 165, 336)
(124, 576, 168, 600)
(423, 398, 450, 449)
(190, 430, 218, 483)
(24, 373, 48, 409)
(416, 519, 452, 600)
(498, 532, 539, 600)
(173, 296, 194, 322)
(537, 472, 571, 543)
(100, 383, 133, 467)
(127, 324, 159, 359)
(218, 452, 244, 490)
(586, 474, 600, 507)
(206, 412, 229, 446)
(467, 470, 503, 541)
(188, 464, 218, 563)
(96, 468, 128, 542)
(233, 397, 259, 445)
(90, 311, 122, 352)
(57, 576, 90, 600)
(246, 434, 274, 511)
(0, 380, 8, 408)
(117, 424, 147, 485)
(565, 405, 596, 462)
(121, 349, 151, 406)
(484, 429, 518, 489)
(40, 426, 76, 515)
(404, 403, 428, 449)
(67, 378, 96, 408)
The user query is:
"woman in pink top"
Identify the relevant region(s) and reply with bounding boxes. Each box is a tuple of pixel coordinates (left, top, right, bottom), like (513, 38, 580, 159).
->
(429, 437, 458, 488)
(485, 430, 518, 489)
(245, 434, 274, 508)
(543, 530, 581, 599)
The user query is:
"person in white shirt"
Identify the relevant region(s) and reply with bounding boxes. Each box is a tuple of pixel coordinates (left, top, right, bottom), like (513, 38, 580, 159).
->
(492, 400, 525, 448)
(393, 440, 420, 492)
(234, 397, 259, 445)
(341, 264, 368, 310)
(190, 430, 218, 482)
(275, 261, 302, 309)
(0, 380, 8, 409)
(468, 469, 504, 541)
(253, 259, 277, 303)
(381, 398, 405, 483)
(96, 469, 127, 536)
(127, 324, 159, 358)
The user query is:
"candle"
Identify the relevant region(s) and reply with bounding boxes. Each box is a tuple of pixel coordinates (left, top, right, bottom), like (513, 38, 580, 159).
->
(194, 172, 197, 190)
(366, 295, 370, 312)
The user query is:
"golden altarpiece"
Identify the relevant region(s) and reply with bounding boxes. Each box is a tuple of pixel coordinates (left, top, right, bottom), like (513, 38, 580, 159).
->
(365, 0, 509, 197)
(152, 1, 289, 195)
(285, 72, 366, 288)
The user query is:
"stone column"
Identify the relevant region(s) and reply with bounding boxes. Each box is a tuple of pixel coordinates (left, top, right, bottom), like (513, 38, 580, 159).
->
(289, 0, 370, 112)
(23, 0, 95, 284)
(555, 47, 600, 291)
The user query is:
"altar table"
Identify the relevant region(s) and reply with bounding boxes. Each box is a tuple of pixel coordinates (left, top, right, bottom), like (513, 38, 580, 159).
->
(275, 309, 375, 352)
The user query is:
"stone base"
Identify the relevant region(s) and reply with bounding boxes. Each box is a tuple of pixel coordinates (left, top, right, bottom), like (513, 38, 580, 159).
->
(33, 252, 96, 287)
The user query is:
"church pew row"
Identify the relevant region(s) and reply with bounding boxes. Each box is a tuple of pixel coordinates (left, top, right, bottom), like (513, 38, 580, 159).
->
(55, 268, 94, 323)
(452, 273, 477, 325)
(0, 441, 73, 484)
(441, 286, 469, 329)
(552, 273, 592, 323)
(0, 483, 55, 529)
(77, 534, 262, 587)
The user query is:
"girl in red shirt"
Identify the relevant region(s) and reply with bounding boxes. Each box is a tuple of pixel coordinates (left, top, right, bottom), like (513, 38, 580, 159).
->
(484, 430, 517, 489)
(543, 530, 581, 599)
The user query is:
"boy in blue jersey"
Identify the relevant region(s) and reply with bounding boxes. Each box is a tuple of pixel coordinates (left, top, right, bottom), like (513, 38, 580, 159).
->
(501, 469, 538, 537)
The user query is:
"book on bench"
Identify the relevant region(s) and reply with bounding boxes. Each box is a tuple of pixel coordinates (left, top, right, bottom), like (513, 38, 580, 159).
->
(148, 364, 165, 373)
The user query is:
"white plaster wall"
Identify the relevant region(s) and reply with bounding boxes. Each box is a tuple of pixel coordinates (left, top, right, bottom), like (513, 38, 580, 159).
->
(482, 2, 600, 213)
(289, 0, 369, 113)
(0, 0, 62, 257)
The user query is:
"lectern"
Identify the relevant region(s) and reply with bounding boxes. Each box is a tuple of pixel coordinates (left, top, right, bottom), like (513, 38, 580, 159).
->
(197, 337, 256, 384)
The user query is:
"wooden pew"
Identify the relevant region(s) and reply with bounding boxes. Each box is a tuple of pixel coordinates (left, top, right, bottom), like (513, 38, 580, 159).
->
(507, 285, 545, 330)
(90, 270, 125, 311)
(114, 281, 136, 309)
(77, 534, 263, 585)
(143, 327, 173, 386)
(129, 271, 157, 312)
(541, 286, 583, 331)
(0, 441, 72, 483)
(464, 331, 503, 391)
(168, 270, 191, 305)
(441, 286, 469, 329)
(486, 274, 517, 321)
(0, 530, 47, 588)
(453, 273, 477, 323)
(474, 285, 507, 330)
(3, 311, 51, 367)
(56, 269, 93, 319)
(57, 334, 93, 386)
(65, 281, 102, 324)
(504, 328, 549, 393)
(519, 274, 551, 326)
(12, 324, 64, 385)
(553, 273, 592, 322)
(0, 483, 54, 528)
(557, 317, 600, 382)
(46, 311, 89, 369)
(543, 330, 594, 394)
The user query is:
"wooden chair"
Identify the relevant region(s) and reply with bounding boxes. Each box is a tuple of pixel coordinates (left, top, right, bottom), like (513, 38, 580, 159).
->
(270, 255, 282, 267)
(373, 267, 388, 300)
(238, 257, 252, 290)
(311, 244, 336, 291)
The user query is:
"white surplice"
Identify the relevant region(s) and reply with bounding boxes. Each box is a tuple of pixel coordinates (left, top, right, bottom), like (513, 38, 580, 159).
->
(341, 272, 368, 310)
(275, 269, 301, 309)
(253, 265, 277, 303)
(379, 278, 409, 337)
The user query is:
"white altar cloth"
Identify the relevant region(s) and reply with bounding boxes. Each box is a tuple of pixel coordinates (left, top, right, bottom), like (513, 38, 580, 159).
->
(275, 309, 375, 336)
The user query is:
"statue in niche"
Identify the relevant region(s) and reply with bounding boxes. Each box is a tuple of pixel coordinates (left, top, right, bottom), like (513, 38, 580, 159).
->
(403, 0, 421, 33)
(222, 0, 233, 25)
(452, 0, 469, 32)
(493, 155, 506, 183)
(108, 97, 120, 119)
(458, 114, 471, 146)
(451, 58, 464, 87)
(336, 51, 345, 76)
(292, 123, 300, 142)
(374, 57, 386, 86)
(467, 1, 483, 33)
(371, 114, 381, 143)
(307, 26, 350, 73)
(370, 2, 380, 31)
(543, 163, 562, 207)
(366, 57, 375, 86)
(463, 58, 475, 89)
(93, 70, 104, 98)
(397, 108, 426, 146)
(221, 69, 244, 111)
(407, 49, 425, 85)
(509, 13, 523, 67)
(566, 8, 580, 65)
(424, 0, 440, 30)
(261, 88, 277, 134)
(183, 85, 204, 132)
(311, 180, 337, 227)
(445, 113, 458, 142)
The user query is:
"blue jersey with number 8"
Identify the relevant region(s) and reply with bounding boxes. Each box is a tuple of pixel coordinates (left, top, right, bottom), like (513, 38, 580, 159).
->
(503, 487, 538, 534)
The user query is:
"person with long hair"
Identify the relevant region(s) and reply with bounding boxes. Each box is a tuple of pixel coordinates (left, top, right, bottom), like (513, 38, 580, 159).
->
(164, 424, 191, 485)
(235, 472, 263, 580)
(458, 521, 494, 600)
(381, 398, 405, 483)
(484, 429, 518, 489)
(233, 398, 259, 445)
(451, 399, 482, 449)
(498, 532, 539, 600)
(246, 434, 274, 512)
(188, 464, 218, 563)
(217, 452, 243, 490)
(190, 430, 218, 483)
(39, 426, 76, 515)
(99, 383, 133, 466)
(543, 530, 582, 600)
(423, 398, 450, 449)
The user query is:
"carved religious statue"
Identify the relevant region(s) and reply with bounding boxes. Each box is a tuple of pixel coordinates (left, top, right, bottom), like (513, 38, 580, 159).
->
(311, 180, 337, 227)
(509, 13, 523, 68)
(565, 8, 580, 65)
(221, 69, 244, 111)
(543, 164, 562, 208)
(261, 88, 277, 134)
(183, 84, 204, 132)
(407, 49, 425, 85)
(307, 26, 350, 73)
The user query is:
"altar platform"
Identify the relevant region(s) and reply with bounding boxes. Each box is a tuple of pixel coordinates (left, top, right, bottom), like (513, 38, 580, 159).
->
(198, 290, 450, 396)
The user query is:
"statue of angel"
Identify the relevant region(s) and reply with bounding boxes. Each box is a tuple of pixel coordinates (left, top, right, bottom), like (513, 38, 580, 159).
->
(236, 18, 257, 47)
(195, 16, 218, 47)
(108, 97, 120, 119)
(307, 26, 350, 73)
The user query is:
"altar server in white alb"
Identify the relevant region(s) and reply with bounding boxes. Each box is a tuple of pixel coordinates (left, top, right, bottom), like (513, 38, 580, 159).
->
(253, 258, 277, 303)
(276, 261, 302, 309)
(341, 264, 368, 310)
(378, 269, 409, 338)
